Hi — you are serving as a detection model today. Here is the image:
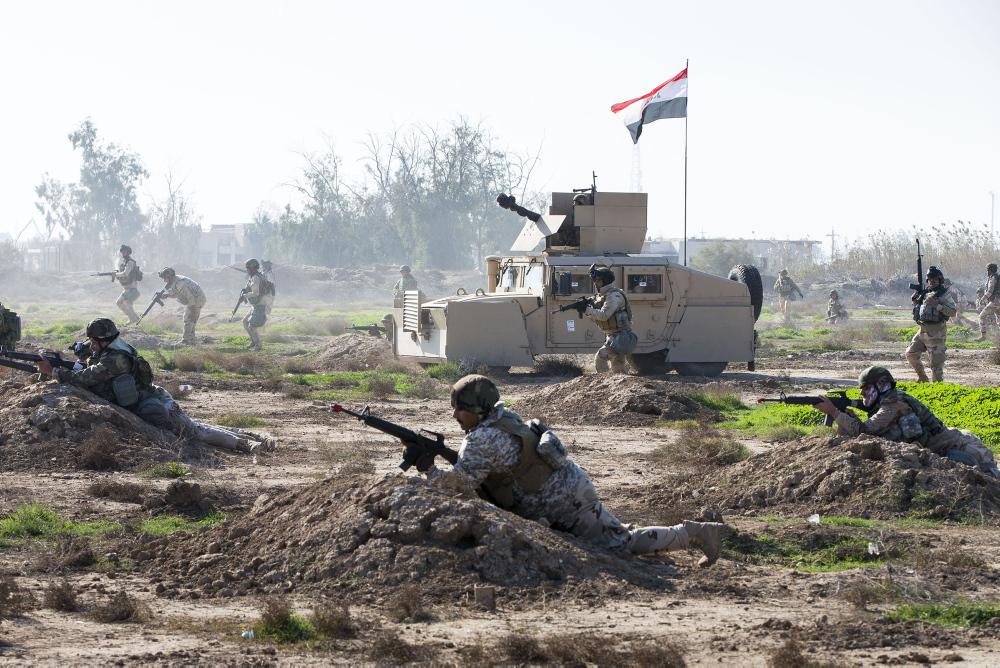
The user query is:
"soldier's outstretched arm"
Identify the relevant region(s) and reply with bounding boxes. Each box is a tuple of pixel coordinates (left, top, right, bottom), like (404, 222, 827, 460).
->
(47, 353, 130, 388)
(584, 292, 622, 321)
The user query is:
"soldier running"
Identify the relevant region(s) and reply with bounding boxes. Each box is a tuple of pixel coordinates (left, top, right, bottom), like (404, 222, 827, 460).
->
(773, 269, 803, 325)
(420, 375, 732, 563)
(158, 268, 207, 345)
(977, 263, 1000, 342)
(584, 265, 637, 374)
(813, 366, 998, 478)
(906, 266, 956, 383)
(114, 244, 142, 324)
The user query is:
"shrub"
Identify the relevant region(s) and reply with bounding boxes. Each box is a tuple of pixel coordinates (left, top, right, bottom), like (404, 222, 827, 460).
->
(0, 576, 36, 619)
(86, 480, 146, 504)
(93, 590, 148, 623)
(253, 596, 316, 643)
(282, 357, 316, 374)
(43, 579, 78, 612)
(425, 362, 463, 382)
(365, 376, 397, 399)
(79, 426, 120, 471)
(368, 630, 436, 663)
(387, 584, 433, 623)
(649, 423, 749, 466)
(403, 377, 442, 399)
(141, 461, 189, 479)
(311, 601, 356, 638)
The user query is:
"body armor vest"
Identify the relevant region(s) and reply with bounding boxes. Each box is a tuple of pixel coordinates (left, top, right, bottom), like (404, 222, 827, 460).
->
(479, 411, 556, 510)
(592, 287, 633, 334)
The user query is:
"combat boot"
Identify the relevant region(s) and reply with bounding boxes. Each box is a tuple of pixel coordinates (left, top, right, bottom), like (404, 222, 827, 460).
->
(683, 520, 731, 568)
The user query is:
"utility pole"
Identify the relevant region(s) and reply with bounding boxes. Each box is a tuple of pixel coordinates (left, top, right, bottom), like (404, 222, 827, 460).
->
(825, 228, 838, 260)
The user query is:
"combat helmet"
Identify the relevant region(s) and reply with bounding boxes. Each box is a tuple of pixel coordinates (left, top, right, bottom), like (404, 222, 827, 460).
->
(158, 267, 176, 280)
(119, 244, 132, 255)
(858, 365, 895, 388)
(925, 266, 944, 281)
(451, 374, 500, 417)
(86, 318, 120, 341)
(400, 265, 411, 274)
(988, 263, 997, 275)
(245, 258, 260, 271)
(589, 264, 615, 286)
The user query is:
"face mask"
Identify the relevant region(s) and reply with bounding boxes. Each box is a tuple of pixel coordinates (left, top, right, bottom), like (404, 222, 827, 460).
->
(861, 384, 879, 408)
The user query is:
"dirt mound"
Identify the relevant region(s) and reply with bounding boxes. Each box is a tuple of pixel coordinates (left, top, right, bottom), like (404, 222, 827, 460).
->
(315, 332, 394, 371)
(649, 434, 1000, 523)
(516, 374, 721, 426)
(0, 379, 213, 471)
(132, 475, 679, 604)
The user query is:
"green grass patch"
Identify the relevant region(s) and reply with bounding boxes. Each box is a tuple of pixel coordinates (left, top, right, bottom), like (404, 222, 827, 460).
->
(140, 461, 190, 479)
(296, 370, 422, 400)
(0, 504, 121, 542)
(686, 389, 745, 412)
(139, 511, 225, 536)
(424, 362, 463, 383)
(254, 613, 317, 643)
(220, 335, 251, 348)
(725, 531, 886, 573)
(214, 414, 266, 428)
(887, 602, 1000, 628)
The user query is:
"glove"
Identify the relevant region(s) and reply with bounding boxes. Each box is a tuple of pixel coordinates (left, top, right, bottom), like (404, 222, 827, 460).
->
(415, 451, 436, 473)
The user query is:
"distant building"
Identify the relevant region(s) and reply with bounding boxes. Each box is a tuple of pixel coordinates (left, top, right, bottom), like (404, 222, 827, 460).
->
(658, 237, 821, 272)
(0, 231, 11, 243)
(198, 224, 252, 268)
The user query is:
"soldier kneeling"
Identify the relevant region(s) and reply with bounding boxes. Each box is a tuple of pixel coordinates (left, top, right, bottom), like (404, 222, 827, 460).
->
(420, 375, 732, 565)
(813, 366, 999, 478)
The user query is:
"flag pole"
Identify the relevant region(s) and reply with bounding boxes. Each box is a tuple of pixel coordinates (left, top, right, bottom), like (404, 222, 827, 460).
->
(683, 58, 689, 266)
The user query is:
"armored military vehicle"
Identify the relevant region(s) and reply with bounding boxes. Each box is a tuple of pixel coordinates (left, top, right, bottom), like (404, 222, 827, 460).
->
(387, 183, 763, 376)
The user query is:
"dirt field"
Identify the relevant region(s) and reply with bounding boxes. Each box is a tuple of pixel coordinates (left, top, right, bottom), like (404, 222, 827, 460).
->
(1, 296, 999, 666)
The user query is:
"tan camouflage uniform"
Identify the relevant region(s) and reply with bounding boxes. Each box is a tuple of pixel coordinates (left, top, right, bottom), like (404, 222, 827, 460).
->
(242, 273, 266, 350)
(833, 391, 999, 477)
(906, 288, 957, 382)
(163, 275, 207, 345)
(773, 274, 802, 324)
(428, 403, 719, 555)
(261, 267, 276, 315)
(585, 285, 637, 374)
(115, 257, 141, 324)
(979, 274, 1000, 337)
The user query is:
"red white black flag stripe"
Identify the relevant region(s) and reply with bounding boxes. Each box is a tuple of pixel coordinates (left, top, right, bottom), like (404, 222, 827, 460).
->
(611, 68, 688, 144)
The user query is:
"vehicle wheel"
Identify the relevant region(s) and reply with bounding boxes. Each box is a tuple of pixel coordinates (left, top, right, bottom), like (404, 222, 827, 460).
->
(673, 362, 727, 377)
(728, 264, 764, 322)
(630, 351, 670, 375)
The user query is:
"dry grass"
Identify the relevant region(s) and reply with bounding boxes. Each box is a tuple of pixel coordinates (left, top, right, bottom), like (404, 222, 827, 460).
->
(36, 536, 97, 572)
(86, 480, 146, 504)
(492, 632, 685, 667)
(387, 584, 434, 623)
(282, 385, 311, 400)
(366, 377, 397, 400)
(311, 601, 357, 638)
(78, 426, 120, 471)
(534, 355, 585, 377)
(93, 590, 149, 623)
(282, 357, 316, 374)
(43, 579, 78, 612)
(172, 350, 276, 375)
(768, 638, 846, 667)
(368, 630, 436, 663)
(649, 422, 749, 467)
(402, 377, 442, 399)
(0, 576, 36, 619)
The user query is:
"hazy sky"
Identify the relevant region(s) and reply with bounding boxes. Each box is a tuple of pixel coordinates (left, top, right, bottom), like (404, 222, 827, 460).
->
(2, 0, 998, 254)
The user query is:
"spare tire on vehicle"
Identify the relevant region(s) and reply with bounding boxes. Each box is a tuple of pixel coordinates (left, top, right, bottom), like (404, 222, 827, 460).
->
(728, 264, 763, 322)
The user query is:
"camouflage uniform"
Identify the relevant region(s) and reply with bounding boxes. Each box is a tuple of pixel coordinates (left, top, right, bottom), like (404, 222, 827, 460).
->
(163, 275, 207, 345)
(429, 403, 722, 556)
(261, 265, 276, 315)
(833, 390, 999, 477)
(585, 285, 637, 374)
(143, 385, 262, 452)
(242, 272, 267, 351)
(115, 256, 141, 324)
(979, 273, 1000, 337)
(827, 295, 848, 324)
(0, 303, 19, 349)
(944, 281, 972, 327)
(906, 287, 956, 383)
(393, 273, 418, 304)
(773, 273, 803, 324)
(51, 336, 162, 423)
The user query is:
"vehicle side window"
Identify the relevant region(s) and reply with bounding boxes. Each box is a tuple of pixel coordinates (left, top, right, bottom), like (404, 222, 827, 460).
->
(628, 274, 662, 294)
(524, 264, 544, 291)
(500, 266, 520, 292)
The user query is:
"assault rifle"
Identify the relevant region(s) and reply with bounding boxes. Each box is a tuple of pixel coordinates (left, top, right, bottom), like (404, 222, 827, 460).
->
(0, 348, 77, 375)
(136, 289, 167, 325)
(350, 324, 386, 337)
(229, 289, 249, 321)
(91, 271, 117, 281)
(551, 296, 594, 318)
(331, 403, 458, 471)
(756, 390, 866, 427)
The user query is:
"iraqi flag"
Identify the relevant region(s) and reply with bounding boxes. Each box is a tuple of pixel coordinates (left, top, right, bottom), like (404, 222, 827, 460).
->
(611, 68, 688, 144)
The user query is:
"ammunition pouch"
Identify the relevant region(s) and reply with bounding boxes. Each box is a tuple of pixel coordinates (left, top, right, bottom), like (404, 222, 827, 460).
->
(112, 373, 140, 408)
